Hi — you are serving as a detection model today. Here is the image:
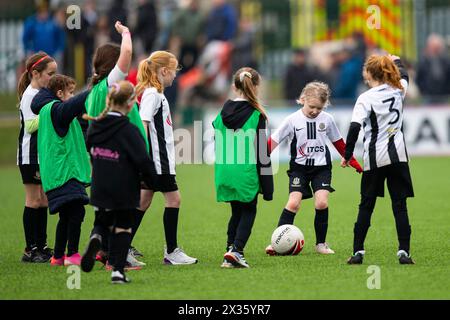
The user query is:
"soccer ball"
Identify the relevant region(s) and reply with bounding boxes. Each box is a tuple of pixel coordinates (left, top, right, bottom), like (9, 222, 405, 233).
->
(271, 224, 305, 255)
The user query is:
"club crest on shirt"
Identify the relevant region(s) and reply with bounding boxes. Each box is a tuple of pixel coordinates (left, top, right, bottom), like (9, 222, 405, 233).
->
(318, 123, 326, 132)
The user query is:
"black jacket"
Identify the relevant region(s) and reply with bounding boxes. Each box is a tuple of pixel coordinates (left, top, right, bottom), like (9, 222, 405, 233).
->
(284, 64, 320, 102)
(134, 1, 158, 52)
(31, 88, 90, 138)
(219, 100, 273, 201)
(87, 113, 156, 210)
(416, 55, 450, 97)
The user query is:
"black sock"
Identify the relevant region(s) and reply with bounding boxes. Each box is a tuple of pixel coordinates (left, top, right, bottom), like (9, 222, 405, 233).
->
(23, 206, 38, 250)
(131, 209, 145, 243)
(163, 207, 179, 254)
(107, 232, 115, 266)
(234, 200, 257, 252)
(92, 209, 111, 253)
(66, 202, 86, 257)
(110, 232, 132, 273)
(101, 229, 110, 254)
(314, 208, 329, 244)
(54, 212, 69, 259)
(353, 197, 376, 253)
(277, 208, 296, 226)
(392, 198, 411, 254)
(36, 207, 48, 249)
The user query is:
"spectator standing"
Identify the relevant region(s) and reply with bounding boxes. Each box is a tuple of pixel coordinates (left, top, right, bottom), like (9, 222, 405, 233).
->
(170, 0, 204, 74)
(134, 0, 158, 54)
(206, 0, 237, 43)
(22, 0, 66, 64)
(108, 0, 128, 44)
(231, 18, 258, 74)
(332, 45, 364, 101)
(283, 49, 319, 103)
(82, 0, 99, 82)
(155, 0, 179, 50)
(416, 34, 450, 103)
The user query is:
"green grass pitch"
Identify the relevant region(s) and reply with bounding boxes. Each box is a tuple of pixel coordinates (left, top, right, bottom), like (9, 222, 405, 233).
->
(0, 157, 449, 299)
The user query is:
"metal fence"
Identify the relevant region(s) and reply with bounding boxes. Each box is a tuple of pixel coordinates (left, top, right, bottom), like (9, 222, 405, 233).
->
(0, 20, 23, 92)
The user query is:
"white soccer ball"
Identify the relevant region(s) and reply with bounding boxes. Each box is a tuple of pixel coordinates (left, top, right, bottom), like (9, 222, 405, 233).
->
(271, 224, 305, 255)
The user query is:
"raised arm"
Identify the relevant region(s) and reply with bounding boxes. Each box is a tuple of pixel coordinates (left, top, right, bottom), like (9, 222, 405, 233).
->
(51, 90, 90, 137)
(115, 21, 132, 74)
(388, 54, 409, 83)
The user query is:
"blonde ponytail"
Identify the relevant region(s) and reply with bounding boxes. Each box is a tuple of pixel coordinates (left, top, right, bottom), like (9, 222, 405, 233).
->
(136, 51, 178, 96)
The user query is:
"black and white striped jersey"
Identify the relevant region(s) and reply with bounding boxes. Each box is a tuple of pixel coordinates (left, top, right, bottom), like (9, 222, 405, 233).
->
(351, 79, 409, 171)
(139, 87, 175, 175)
(17, 84, 39, 165)
(271, 109, 342, 166)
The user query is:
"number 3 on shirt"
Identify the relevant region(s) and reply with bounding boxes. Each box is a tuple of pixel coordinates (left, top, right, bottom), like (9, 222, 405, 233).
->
(383, 97, 399, 124)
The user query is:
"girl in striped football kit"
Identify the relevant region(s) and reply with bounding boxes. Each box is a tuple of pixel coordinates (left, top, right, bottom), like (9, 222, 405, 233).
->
(136, 51, 197, 265)
(17, 52, 57, 263)
(265, 82, 362, 256)
(343, 54, 415, 265)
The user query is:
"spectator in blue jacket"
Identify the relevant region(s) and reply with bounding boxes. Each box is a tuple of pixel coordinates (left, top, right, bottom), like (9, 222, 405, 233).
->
(332, 46, 364, 101)
(206, 0, 237, 43)
(22, 0, 66, 59)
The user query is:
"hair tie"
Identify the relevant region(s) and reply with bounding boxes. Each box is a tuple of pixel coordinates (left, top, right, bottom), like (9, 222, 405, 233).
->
(109, 83, 121, 94)
(239, 71, 252, 83)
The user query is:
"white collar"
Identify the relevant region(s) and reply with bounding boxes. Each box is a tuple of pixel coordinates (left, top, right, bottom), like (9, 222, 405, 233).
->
(368, 83, 389, 92)
(108, 111, 124, 117)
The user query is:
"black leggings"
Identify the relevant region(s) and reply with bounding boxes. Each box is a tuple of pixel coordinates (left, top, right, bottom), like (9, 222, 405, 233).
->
(92, 209, 134, 272)
(54, 201, 86, 258)
(227, 197, 257, 252)
(353, 196, 411, 253)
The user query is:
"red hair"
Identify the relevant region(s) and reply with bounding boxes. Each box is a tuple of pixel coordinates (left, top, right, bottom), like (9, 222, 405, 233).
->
(364, 55, 403, 91)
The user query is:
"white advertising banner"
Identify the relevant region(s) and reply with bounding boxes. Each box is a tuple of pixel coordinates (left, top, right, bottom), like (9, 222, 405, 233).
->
(202, 106, 450, 164)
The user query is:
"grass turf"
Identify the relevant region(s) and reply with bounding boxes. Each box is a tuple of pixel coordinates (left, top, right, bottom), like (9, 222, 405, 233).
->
(0, 157, 449, 299)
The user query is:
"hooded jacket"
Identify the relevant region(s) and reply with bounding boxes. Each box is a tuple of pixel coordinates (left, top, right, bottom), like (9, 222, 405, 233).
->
(216, 99, 273, 201)
(87, 112, 156, 210)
